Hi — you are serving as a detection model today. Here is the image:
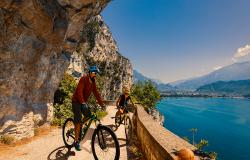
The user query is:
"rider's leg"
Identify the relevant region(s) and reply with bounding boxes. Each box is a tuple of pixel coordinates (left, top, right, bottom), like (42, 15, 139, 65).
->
(81, 104, 91, 122)
(72, 102, 82, 151)
(74, 123, 81, 141)
(120, 108, 124, 114)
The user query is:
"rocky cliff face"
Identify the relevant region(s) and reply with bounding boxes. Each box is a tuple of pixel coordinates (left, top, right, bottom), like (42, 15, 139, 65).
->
(0, 0, 109, 140)
(67, 15, 133, 100)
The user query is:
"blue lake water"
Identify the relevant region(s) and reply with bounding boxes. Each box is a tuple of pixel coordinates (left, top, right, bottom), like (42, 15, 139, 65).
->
(156, 97, 250, 160)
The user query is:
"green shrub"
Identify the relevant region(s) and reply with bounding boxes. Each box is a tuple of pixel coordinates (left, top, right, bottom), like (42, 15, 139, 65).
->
(96, 111, 108, 120)
(53, 73, 77, 126)
(0, 135, 15, 144)
(131, 80, 161, 109)
(196, 139, 209, 151)
(209, 151, 218, 159)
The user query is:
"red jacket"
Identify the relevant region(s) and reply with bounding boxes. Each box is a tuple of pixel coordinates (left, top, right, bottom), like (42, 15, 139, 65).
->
(72, 75, 104, 106)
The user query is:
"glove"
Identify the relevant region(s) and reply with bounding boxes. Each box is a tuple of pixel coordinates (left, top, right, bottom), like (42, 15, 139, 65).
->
(81, 103, 87, 108)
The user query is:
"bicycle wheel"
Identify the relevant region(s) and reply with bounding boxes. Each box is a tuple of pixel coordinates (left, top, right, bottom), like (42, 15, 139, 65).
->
(114, 111, 121, 127)
(62, 118, 75, 148)
(91, 125, 120, 160)
(125, 116, 133, 143)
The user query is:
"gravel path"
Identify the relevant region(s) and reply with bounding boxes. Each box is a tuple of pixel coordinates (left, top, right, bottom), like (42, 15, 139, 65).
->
(0, 106, 128, 160)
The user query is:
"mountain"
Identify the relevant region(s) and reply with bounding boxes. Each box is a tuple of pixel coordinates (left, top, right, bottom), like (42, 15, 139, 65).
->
(196, 80, 250, 97)
(172, 61, 250, 90)
(133, 70, 152, 82)
(133, 70, 176, 91)
(67, 15, 133, 100)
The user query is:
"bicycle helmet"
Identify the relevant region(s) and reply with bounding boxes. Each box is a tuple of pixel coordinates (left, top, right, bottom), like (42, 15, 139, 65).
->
(88, 65, 100, 74)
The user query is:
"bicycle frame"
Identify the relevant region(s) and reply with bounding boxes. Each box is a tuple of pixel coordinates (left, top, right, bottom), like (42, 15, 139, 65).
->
(79, 108, 101, 141)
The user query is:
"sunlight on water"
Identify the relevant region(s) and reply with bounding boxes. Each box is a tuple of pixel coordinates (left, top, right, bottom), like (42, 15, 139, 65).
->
(157, 97, 250, 160)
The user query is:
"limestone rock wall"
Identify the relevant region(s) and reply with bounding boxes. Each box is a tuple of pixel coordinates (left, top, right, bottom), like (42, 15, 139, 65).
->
(0, 0, 109, 140)
(67, 15, 133, 100)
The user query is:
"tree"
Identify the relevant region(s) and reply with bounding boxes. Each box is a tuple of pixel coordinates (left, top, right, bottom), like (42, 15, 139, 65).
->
(189, 128, 198, 145)
(131, 80, 161, 109)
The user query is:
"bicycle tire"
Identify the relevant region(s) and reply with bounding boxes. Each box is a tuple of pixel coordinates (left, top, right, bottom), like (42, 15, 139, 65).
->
(125, 116, 133, 143)
(62, 118, 75, 148)
(91, 125, 120, 160)
(114, 111, 121, 127)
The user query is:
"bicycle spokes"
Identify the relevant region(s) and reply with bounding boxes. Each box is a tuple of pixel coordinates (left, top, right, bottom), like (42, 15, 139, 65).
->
(63, 118, 75, 147)
(92, 127, 118, 160)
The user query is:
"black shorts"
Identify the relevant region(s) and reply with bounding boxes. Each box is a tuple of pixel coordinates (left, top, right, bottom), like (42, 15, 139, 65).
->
(72, 102, 91, 123)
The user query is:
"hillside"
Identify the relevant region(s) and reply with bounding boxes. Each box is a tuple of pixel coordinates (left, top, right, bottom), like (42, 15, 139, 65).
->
(133, 70, 176, 91)
(196, 80, 250, 97)
(172, 61, 250, 90)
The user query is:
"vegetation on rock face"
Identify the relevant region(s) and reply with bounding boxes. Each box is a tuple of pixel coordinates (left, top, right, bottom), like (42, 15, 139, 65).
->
(53, 73, 107, 126)
(0, 134, 15, 144)
(131, 80, 161, 109)
(81, 20, 100, 51)
(196, 139, 209, 151)
(53, 73, 77, 126)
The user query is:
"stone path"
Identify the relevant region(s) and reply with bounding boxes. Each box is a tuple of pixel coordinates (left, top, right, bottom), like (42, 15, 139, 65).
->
(0, 106, 129, 160)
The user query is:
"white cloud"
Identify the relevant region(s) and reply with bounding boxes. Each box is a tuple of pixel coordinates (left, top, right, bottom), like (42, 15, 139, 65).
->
(233, 44, 250, 58)
(213, 66, 222, 70)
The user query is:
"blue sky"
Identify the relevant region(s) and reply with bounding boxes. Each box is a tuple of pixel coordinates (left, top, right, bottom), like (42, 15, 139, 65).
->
(102, 0, 250, 83)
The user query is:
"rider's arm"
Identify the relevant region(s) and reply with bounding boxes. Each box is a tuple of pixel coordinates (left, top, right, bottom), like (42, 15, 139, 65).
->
(116, 96, 121, 106)
(77, 77, 86, 104)
(92, 82, 104, 106)
(130, 97, 135, 106)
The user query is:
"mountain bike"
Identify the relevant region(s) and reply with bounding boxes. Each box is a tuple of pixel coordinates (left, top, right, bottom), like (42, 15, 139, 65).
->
(114, 105, 134, 143)
(62, 104, 120, 160)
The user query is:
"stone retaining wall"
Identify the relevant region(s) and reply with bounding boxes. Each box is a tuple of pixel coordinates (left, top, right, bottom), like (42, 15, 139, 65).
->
(133, 105, 197, 160)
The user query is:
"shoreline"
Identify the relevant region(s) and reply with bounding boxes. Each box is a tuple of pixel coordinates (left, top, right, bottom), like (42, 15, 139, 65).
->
(160, 95, 250, 99)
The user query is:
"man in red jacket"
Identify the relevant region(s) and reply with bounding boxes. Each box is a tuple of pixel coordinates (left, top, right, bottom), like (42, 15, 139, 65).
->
(72, 65, 105, 151)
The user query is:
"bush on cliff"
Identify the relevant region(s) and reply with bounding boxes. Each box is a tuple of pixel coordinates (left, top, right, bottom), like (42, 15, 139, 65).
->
(131, 80, 161, 109)
(53, 73, 77, 126)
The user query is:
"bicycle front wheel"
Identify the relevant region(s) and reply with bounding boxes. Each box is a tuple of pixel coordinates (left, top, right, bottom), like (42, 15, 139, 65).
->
(91, 125, 120, 160)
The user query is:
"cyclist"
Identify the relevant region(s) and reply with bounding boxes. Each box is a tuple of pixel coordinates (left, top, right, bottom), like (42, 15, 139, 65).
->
(115, 87, 134, 123)
(71, 65, 105, 151)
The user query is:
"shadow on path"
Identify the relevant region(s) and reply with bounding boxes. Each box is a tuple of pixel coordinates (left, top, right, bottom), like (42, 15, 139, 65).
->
(47, 128, 95, 160)
(47, 146, 75, 160)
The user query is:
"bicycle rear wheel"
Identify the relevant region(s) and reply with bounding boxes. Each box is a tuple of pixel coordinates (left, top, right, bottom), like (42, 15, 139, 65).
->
(125, 116, 133, 143)
(62, 118, 75, 148)
(91, 125, 120, 160)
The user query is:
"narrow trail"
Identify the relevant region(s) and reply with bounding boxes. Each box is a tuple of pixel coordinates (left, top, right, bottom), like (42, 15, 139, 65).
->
(0, 106, 129, 160)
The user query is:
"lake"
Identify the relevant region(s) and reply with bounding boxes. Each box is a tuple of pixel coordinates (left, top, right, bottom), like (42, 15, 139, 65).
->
(156, 97, 250, 160)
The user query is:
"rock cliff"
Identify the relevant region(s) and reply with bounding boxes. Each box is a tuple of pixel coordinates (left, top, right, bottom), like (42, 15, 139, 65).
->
(0, 0, 110, 140)
(67, 15, 133, 100)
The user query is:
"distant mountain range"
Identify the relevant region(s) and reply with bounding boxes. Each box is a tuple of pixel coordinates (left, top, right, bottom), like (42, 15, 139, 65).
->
(196, 80, 250, 97)
(133, 70, 176, 91)
(171, 61, 250, 90)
